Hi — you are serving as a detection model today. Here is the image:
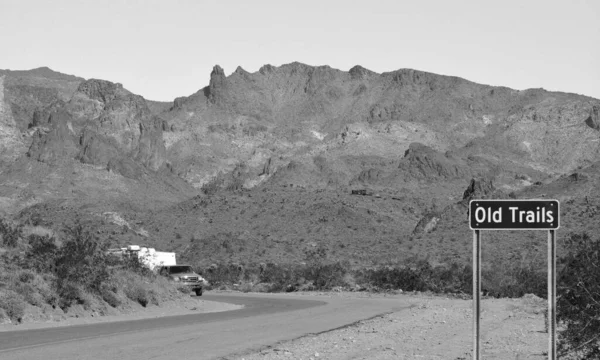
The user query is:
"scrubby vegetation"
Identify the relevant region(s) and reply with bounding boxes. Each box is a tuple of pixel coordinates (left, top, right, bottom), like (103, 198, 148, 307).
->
(3, 215, 598, 358)
(189, 248, 546, 299)
(557, 232, 600, 359)
(0, 218, 189, 324)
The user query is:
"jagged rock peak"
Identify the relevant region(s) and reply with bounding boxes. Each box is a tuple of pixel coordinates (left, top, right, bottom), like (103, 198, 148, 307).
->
(259, 64, 276, 75)
(208, 65, 226, 103)
(211, 65, 225, 77)
(234, 66, 249, 75)
(280, 62, 315, 74)
(77, 79, 124, 104)
(349, 65, 376, 79)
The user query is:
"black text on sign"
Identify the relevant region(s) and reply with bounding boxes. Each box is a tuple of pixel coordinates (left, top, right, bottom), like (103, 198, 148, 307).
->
(469, 200, 560, 230)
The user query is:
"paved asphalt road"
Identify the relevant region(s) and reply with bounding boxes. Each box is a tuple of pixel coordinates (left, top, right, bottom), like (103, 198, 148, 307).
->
(0, 293, 411, 359)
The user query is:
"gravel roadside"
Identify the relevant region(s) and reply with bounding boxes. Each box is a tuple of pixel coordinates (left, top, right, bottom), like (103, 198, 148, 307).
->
(230, 292, 548, 360)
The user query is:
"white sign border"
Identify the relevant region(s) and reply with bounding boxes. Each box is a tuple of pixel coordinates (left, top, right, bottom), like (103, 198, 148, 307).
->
(468, 199, 560, 231)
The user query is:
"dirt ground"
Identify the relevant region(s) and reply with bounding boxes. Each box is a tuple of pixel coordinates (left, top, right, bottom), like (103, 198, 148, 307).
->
(232, 292, 548, 360)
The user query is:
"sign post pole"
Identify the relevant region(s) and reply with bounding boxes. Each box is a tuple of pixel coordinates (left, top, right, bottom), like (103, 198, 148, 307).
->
(473, 229, 481, 360)
(548, 229, 557, 360)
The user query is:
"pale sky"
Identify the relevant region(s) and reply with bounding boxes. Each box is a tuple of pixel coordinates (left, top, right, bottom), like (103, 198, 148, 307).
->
(1, 0, 598, 101)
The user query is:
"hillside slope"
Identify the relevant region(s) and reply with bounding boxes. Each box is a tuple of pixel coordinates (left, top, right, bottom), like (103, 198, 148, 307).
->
(1, 63, 599, 267)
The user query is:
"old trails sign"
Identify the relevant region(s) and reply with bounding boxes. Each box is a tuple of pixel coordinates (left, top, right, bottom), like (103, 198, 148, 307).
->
(468, 198, 560, 360)
(469, 199, 560, 230)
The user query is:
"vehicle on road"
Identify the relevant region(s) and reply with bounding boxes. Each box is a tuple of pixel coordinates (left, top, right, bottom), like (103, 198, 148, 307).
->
(157, 265, 208, 296)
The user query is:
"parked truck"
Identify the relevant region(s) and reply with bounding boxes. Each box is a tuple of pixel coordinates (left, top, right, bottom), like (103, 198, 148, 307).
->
(155, 264, 208, 296)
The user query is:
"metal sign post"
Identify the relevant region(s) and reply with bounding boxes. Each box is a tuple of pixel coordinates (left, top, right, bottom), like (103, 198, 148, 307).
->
(469, 199, 559, 360)
(473, 229, 481, 360)
(548, 229, 556, 359)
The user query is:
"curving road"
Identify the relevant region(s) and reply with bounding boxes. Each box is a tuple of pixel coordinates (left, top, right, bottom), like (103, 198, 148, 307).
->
(0, 293, 411, 359)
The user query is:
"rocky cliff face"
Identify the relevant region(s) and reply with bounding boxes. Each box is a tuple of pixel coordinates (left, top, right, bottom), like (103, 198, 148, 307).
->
(1, 68, 169, 179)
(68, 79, 167, 173)
(0, 75, 26, 164)
(27, 109, 78, 164)
(161, 63, 600, 192)
(0, 68, 192, 217)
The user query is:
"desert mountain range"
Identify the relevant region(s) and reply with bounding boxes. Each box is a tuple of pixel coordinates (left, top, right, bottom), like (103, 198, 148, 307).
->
(1, 63, 599, 266)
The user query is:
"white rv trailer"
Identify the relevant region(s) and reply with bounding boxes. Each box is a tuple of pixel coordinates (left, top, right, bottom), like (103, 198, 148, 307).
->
(107, 245, 177, 271)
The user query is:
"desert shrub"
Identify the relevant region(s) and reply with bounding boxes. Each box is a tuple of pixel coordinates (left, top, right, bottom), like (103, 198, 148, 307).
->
(18, 270, 35, 284)
(0, 290, 25, 322)
(124, 284, 149, 307)
(54, 222, 110, 294)
(259, 263, 303, 292)
(148, 289, 160, 306)
(225, 177, 245, 192)
(303, 262, 348, 290)
(201, 176, 223, 195)
(557, 233, 600, 359)
(99, 283, 121, 308)
(355, 259, 472, 294)
(30, 273, 59, 307)
(482, 259, 546, 299)
(421, 262, 472, 294)
(57, 281, 87, 309)
(201, 263, 245, 286)
(121, 254, 154, 277)
(358, 266, 427, 292)
(0, 219, 22, 248)
(23, 234, 59, 273)
(12, 282, 43, 307)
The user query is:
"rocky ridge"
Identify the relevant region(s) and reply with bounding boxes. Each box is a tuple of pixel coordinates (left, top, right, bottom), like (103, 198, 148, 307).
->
(1, 64, 600, 266)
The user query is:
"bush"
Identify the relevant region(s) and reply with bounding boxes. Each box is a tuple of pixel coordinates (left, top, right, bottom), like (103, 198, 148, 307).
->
(358, 266, 427, 292)
(54, 222, 110, 294)
(0, 219, 22, 248)
(557, 233, 600, 358)
(201, 177, 223, 195)
(124, 284, 149, 307)
(99, 284, 121, 308)
(0, 218, 190, 318)
(483, 257, 546, 299)
(201, 263, 245, 286)
(57, 281, 87, 310)
(23, 234, 58, 273)
(0, 290, 25, 323)
(121, 255, 154, 277)
(12, 282, 43, 307)
(303, 262, 348, 290)
(259, 263, 302, 292)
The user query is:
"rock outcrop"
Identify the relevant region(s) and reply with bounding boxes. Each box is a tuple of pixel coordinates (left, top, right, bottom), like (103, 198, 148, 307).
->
(0, 76, 27, 163)
(207, 65, 226, 104)
(585, 105, 600, 130)
(462, 177, 495, 202)
(11, 76, 168, 178)
(399, 143, 469, 180)
(27, 109, 78, 164)
(69, 79, 167, 174)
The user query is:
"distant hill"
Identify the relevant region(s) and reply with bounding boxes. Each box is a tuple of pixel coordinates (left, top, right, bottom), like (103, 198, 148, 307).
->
(1, 63, 599, 266)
